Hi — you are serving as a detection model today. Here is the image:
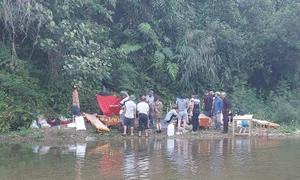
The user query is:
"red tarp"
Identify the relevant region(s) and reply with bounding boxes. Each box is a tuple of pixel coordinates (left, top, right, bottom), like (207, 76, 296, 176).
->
(96, 95, 122, 117)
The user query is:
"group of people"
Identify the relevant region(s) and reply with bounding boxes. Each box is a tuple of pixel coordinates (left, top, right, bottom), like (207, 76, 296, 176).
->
(116, 90, 163, 137)
(117, 89, 232, 136)
(72, 84, 232, 136)
(203, 90, 232, 133)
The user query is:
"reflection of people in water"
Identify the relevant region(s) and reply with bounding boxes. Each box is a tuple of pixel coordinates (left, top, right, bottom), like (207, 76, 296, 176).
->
(75, 143, 87, 180)
(122, 139, 137, 179)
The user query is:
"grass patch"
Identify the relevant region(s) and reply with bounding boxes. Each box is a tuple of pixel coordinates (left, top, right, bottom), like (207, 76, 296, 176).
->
(57, 130, 66, 138)
(269, 124, 300, 134)
(0, 127, 43, 139)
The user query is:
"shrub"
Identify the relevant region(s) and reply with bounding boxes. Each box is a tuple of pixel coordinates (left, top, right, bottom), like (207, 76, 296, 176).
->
(230, 89, 300, 125)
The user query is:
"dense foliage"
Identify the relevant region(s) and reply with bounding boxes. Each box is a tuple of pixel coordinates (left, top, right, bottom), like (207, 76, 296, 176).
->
(0, 0, 300, 131)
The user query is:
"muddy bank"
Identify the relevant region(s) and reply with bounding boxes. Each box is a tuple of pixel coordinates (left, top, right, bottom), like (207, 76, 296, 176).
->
(0, 122, 299, 144)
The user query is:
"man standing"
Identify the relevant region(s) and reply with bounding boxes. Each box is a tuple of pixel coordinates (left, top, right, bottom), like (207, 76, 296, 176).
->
(203, 91, 213, 117)
(123, 95, 137, 136)
(146, 90, 154, 128)
(99, 86, 109, 96)
(213, 92, 223, 130)
(137, 95, 149, 137)
(190, 95, 201, 133)
(176, 96, 189, 133)
(110, 91, 129, 126)
(72, 84, 80, 122)
(152, 95, 163, 133)
(98, 86, 109, 115)
(221, 92, 232, 133)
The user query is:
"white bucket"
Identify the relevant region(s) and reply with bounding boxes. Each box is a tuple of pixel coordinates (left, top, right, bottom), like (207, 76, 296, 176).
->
(167, 123, 175, 136)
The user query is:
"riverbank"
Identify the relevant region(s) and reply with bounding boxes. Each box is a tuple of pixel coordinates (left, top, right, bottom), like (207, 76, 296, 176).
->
(1, 123, 300, 144)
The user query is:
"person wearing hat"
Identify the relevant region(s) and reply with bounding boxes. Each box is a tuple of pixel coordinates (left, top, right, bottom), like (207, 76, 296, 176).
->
(72, 84, 81, 122)
(213, 92, 223, 130)
(123, 95, 137, 136)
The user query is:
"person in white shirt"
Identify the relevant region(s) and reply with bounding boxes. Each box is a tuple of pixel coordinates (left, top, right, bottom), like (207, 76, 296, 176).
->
(137, 95, 149, 137)
(123, 95, 137, 136)
(164, 105, 178, 123)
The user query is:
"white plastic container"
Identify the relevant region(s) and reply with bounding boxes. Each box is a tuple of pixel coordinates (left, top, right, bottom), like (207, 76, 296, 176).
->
(167, 123, 175, 136)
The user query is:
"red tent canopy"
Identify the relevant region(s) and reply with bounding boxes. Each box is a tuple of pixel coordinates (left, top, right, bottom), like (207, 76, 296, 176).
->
(96, 95, 122, 117)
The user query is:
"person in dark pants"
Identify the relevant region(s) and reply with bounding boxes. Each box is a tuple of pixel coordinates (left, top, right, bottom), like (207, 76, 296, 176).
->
(203, 91, 213, 117)
(221, 92, 232, 133)
(137, 95, 149, 137)
(190, 95, 201, 133)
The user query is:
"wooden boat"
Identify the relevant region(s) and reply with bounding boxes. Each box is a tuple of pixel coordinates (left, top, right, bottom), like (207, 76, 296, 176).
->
(83, 113, 110, 132)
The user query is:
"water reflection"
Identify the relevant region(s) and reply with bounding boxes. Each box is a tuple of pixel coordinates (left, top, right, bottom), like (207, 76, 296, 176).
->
(0, 138, 299, 180)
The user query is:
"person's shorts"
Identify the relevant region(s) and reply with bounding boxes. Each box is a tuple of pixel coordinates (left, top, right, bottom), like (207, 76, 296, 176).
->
(72, 106, 80, 116)
(124, 117, 135, 127)
(178, 111, 188, 120)
(154, 115, 162, 123)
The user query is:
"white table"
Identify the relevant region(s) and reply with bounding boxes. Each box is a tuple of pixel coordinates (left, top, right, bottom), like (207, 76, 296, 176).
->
(232, 114, 253, 137)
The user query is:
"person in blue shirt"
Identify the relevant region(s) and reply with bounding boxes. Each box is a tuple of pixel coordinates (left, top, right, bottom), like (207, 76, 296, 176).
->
(213, 92, 223, 130)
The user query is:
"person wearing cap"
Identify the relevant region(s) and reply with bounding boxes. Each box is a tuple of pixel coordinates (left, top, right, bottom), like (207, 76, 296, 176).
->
(72, 84, 80, 122)
(146, 90, 154, 128)
(213, 92, 223, 130)
(137, 95, 150, 137)
(123, 95, 137, 136)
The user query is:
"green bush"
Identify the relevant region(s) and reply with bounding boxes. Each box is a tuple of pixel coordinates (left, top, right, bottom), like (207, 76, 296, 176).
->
(0, 61, 45, 132)
(230, 89, 300, 125)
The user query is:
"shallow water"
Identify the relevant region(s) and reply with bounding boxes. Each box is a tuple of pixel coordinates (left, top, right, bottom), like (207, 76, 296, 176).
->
(0, 138, 300, 180)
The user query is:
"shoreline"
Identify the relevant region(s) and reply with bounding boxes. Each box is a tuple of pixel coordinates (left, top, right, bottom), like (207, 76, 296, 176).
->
(1, 123, 299, 144)
(0, 123, 300, 144)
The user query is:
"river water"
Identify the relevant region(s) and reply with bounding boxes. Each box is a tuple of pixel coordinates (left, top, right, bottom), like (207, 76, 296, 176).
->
(0, 138, 300, 180)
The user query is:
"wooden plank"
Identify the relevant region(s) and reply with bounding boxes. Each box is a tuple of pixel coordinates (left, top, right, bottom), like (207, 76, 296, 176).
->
(83, 113, 110, 132)
(233, 114, 253, 120)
